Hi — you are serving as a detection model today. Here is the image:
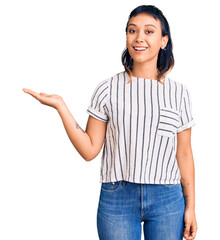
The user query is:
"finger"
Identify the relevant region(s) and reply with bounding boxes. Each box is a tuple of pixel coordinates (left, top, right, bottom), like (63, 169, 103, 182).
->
(183, 224, 190, 239)
(190, 227, 197, 239)
(23, 88, 36, 94)
(186, 236, 194, 240)
(23, 88, 38, 96)
(185, 227, 197, 240)
(23, 88, 42, 100)
(191, 232, 196, 239)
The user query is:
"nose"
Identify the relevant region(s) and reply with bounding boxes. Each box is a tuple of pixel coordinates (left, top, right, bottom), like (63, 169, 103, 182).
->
(135, 30, 145, 42)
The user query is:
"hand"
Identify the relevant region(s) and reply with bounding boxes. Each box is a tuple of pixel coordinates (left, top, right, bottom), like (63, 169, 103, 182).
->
(23, 88, 64, 110)
(183, 208, 198, 239)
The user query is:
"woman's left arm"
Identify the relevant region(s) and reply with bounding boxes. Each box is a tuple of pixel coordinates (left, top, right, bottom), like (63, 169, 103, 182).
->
(176, 127, 195, 209)
(176, 127, 198, 239)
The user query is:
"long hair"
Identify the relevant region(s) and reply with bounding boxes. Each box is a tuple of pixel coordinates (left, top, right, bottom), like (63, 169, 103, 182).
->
(121, 5, 174, 84)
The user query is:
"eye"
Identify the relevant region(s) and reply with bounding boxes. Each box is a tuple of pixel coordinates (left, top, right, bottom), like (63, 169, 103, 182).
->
(128, 29, 153, 34)
(128, 29, 135, 33)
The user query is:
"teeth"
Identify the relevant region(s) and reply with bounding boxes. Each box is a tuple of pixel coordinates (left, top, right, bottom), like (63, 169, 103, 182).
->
(134, 47, 147, 50)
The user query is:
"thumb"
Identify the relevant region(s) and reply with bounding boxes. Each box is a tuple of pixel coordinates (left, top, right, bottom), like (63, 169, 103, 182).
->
(183, 224, 190, 239)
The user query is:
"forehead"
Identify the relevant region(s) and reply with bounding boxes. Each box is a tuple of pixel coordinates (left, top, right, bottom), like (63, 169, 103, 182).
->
(128, 13, 160, 28)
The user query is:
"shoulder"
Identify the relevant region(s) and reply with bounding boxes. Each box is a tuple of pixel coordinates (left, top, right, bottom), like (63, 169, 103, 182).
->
(92, 77, 111, 93)
(167, 76, 184, 88)
(96, 71, 125, 86)
(95, 71, 120, 85)
(167, 77, 190, 93)
(90, 73, 119, 99)
(167, 77, 194, 102)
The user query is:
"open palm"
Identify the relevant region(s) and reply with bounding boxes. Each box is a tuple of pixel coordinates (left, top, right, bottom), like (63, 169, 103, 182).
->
(23, 88, 64, 110)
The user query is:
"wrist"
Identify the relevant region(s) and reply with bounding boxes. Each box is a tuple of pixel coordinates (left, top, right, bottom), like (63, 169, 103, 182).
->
(185, 204, 195, 211)
(56, 99, 66, 113)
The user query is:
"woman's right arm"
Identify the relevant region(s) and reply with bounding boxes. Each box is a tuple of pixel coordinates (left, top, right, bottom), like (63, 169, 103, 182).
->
(23, 88, 107, 162)
(57, 101, 107, 162)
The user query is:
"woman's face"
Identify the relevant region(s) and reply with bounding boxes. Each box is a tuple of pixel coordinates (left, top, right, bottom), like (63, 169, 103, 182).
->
(126, 13, 168, 66)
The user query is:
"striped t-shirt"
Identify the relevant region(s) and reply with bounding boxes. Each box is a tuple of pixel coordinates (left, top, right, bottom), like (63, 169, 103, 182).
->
(86, 70, 195, 184)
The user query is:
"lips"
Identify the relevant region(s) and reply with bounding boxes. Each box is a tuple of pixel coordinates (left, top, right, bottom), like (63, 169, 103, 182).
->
(133, 46, 148, 48)
(133, 46, 148, 51)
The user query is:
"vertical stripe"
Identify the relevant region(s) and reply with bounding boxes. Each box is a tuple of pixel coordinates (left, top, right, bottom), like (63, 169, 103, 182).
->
(169, 79, 172, 108)
(122, 72, 128, 180)
(184, 93, 189, 122)
(158, 137, 169, 183)
(104, 140, 108, 182)
(109, 77, 117, 181)
(116, 74, 124, 179)
(163, 79, 166, 107)
(103, 104, 113, 182)
(164, 146, 173, 182)
(108, 134, 113, 182)
(149, 81, 160, 182)
(154, 135, 163, 182)
(128, 79, 132, 180)
(133, 78, 139, 182)
(144, 80, 152, 182)
(169, 149, 176, 182)
(139, 80, 146, 183)
(174, 81, 177, 110)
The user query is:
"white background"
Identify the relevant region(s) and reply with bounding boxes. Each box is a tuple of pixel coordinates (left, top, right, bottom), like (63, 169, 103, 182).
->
(0, 0, 219, 239)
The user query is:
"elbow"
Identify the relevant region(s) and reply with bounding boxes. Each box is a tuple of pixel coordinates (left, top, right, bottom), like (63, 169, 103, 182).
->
(82, 143, 96, 162)
(84, 145, 99, 162)
(84, 157, 92, 162)
(84, 153, 96, 162)
(84, 155, 91, 162)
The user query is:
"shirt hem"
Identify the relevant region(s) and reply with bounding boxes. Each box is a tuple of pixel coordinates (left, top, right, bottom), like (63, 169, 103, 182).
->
(99, 178, 181, 184)
(86, 107, 108, 122)
(176, 119, 195, 133)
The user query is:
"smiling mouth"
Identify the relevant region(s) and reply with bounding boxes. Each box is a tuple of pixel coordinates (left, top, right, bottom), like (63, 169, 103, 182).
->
(133, 47, 148, 51)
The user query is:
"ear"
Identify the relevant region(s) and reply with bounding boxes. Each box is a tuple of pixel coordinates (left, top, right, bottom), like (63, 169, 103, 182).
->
(161, 35, 169, 49)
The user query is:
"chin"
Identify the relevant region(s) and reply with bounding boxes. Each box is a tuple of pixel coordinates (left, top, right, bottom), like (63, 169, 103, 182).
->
(132, 58, 150, 64)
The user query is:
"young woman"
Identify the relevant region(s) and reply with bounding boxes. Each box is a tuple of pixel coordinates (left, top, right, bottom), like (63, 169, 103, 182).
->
(23, 5, 198, 240)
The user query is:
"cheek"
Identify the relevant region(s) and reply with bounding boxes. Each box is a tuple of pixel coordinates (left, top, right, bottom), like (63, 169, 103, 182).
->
(126, 37, 131, 47)
(126, 34, 134, 44)
(148, 37, 162, 49)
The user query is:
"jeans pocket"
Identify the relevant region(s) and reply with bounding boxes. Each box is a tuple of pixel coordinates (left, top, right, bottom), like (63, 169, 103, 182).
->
(101, 181, 122, 193)
(157, 107, 180, 138)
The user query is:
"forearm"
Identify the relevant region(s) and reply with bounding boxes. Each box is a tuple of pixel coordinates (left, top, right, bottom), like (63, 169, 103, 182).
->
(56, 101, 92, 161)
(177, 153, 195, 210)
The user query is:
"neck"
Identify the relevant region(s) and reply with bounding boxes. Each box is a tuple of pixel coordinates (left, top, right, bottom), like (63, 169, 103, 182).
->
(131, 62, 158, 80)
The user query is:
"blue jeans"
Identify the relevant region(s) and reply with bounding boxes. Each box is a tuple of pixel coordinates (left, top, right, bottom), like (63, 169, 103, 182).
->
(97, 180, 185, 240)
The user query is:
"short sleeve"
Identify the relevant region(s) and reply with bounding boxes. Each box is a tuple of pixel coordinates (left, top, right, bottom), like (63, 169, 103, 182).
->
(86, 79, 109, 122)
(177, 85, 195, 133)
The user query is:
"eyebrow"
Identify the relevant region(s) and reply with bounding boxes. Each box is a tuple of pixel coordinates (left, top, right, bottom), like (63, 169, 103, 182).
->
(128, 23, 157, 29)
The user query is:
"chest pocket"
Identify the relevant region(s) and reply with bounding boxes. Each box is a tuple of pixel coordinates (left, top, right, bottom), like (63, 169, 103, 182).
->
(157, 107, 180, 138)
